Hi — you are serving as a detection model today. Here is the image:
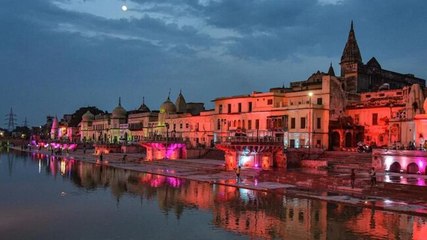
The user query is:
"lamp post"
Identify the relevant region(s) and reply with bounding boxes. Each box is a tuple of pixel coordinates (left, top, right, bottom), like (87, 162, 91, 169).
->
(308, 92, 313, 156)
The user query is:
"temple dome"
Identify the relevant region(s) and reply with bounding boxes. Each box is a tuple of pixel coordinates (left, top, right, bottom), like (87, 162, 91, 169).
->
(112, 98, 127, 118)
(138, 97, 151, 112)
(138, 104, 150, 112)
(160, 97, 176, 114)
(82, 110, 94, 121)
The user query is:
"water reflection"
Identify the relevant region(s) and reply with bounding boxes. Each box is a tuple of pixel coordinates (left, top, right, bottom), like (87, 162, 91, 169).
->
(5, 152, 427, 239)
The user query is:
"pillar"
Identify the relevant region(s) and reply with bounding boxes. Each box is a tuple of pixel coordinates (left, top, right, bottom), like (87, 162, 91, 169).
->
(225, 150, 238, 171)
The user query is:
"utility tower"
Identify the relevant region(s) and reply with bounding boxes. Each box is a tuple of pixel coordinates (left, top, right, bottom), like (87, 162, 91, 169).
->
(4, 108, 17, 131)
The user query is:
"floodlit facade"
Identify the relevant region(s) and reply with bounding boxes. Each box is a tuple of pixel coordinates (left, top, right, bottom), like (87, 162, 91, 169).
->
(45, 22, 426, 163)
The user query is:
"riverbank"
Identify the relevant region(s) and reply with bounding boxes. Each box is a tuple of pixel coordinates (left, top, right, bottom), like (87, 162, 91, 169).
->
(9, 146, 427, 217)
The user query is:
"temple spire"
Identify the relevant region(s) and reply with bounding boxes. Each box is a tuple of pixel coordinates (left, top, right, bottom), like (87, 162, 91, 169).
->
(118, 97, 122, 107)
(340, 21, 362, 64)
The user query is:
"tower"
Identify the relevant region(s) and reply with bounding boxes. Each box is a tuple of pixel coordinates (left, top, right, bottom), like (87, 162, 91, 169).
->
(4, 108, 17, 131)
(340, 21, 363, 93)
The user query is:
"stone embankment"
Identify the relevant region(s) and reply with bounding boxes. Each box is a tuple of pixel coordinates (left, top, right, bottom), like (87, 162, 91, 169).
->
(9, 146, 427, 216)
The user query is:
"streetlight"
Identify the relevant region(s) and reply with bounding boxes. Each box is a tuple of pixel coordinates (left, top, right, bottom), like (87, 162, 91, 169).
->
(308, 92, 313, 155)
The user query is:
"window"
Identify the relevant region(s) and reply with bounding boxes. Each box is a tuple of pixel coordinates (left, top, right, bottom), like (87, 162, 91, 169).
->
(291, 118, 296, 129)
(248, 120, 252, 130)
(228, 104, 231, 113)
(283, 115, 289, 131)
(180, 123, 183, 129)
(186, 123, 189, 128)
(300, 117, 306, 129)
(255, 119, 259, 130)
(238, 103, 242, 113)
(267, 99, 273, 105)
(219, 104, 223, 114)
(242, 120, 245, 129)
(248, 102, 252, 112)
(290, 139, 295, 148)
(217, 119, 220, 130)
(372, 113, 378, 125)
(317, 117, 321, 129)
(317, 98, 322, 105)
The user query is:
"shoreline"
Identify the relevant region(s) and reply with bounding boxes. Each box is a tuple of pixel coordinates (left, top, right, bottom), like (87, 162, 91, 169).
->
(7, 146, 427, 217)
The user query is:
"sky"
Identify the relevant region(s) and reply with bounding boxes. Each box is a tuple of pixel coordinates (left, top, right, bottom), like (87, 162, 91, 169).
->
(1, 0, 427, 127)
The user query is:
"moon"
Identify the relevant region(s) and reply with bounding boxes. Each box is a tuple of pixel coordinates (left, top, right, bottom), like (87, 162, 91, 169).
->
(121, 5, 128, 12)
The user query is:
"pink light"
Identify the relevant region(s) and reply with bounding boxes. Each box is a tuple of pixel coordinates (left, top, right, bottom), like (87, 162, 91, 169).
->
(417, 178, 425, 186)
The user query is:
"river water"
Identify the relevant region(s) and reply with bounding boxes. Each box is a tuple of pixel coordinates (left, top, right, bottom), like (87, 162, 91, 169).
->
(1, 151, 426, 240)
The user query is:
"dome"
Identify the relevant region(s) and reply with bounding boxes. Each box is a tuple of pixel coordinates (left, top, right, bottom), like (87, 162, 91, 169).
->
(112, 105, 127, 118)
(138, 103, 151, 112)
(160, 97, 176, 114)
(138, 97, 151, 112)
(112, 97, 127, 118)
(175, 91, 187, 113)
(82, 110, 94, 121)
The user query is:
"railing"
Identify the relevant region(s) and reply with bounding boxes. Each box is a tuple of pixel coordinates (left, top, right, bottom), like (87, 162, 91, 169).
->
(139, 136, 185, 142)
(216, 136, 283, 144)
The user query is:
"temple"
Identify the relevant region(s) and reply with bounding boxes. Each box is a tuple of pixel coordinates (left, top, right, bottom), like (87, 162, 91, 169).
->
(47, 22, 426, 172)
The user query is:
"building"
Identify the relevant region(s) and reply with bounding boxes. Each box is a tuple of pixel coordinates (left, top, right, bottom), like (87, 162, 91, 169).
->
(40, 22, 425, 168)
(340, 21, 425, 94)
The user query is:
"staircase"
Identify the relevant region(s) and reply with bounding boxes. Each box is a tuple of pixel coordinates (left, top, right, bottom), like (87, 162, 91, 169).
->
(317, 151, 372, 172)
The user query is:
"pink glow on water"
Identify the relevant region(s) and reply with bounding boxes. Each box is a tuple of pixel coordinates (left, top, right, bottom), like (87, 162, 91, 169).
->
(167, 177, 183, 188)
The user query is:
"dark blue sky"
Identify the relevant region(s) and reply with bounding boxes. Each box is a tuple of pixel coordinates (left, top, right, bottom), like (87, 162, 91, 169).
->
(1, 0, 426, 126)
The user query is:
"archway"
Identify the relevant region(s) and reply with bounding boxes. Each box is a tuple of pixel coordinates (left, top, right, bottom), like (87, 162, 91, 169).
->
(330, 131, 340, 150)
(389, 162, 401, 173)
(345, 132, 352, 147)
(355, 132, 364, 144)
(407, 163, 419, 174)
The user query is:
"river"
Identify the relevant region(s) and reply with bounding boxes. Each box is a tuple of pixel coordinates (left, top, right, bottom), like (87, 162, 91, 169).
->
(1, 150, 426, 239)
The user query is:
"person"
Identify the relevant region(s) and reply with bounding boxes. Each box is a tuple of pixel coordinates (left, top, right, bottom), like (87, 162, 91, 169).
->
(122, 154, 127, 163)
(99, 153, 103, 162)
(350, 169, 356, 189)
(235, 165, 241, 183)
(370, 167, 376, 187)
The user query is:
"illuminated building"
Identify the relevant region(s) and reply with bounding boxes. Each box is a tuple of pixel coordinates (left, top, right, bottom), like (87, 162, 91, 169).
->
(340, 21, 425, 94)
(346, 84, 424, 148)
(53, 22, 427, 167)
